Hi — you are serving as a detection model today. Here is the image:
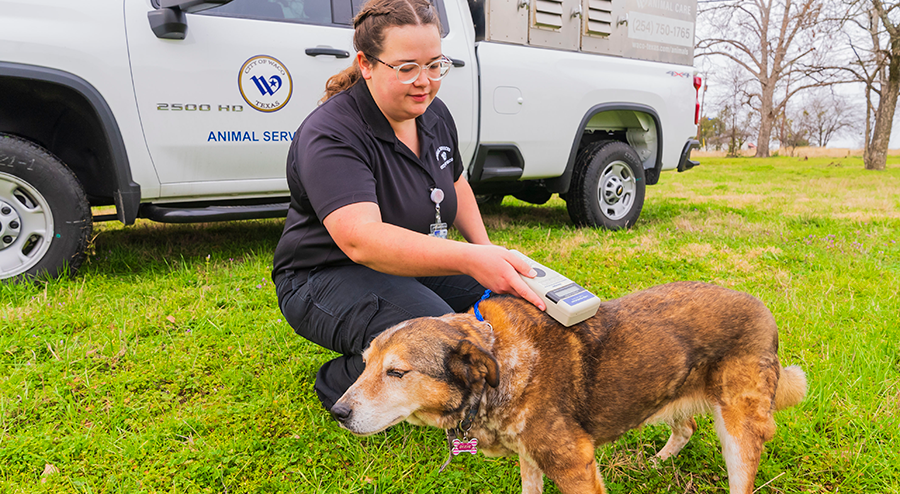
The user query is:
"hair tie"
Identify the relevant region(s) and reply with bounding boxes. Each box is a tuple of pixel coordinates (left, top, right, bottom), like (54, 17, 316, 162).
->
(354, 9, 389, 27)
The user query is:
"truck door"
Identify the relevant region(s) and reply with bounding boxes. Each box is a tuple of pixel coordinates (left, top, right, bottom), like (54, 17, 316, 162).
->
(125, 0, 355, 200)
(125, 0, 476, 200)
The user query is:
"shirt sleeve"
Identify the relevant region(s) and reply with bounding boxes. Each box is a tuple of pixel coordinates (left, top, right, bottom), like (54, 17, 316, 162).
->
(294, 119, 378, 222)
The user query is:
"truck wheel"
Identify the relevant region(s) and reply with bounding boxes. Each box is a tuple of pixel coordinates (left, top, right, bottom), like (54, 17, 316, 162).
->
(566, 141, 645, 230)
(475, 193, 504, 205)
(0, 134, 92, 281)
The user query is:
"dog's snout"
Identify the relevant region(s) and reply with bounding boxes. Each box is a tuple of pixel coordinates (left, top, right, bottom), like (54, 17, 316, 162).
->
(331, 403, 352, 423)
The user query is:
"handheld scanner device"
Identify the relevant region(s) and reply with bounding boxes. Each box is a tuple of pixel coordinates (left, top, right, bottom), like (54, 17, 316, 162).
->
(510, 250, 601, 327)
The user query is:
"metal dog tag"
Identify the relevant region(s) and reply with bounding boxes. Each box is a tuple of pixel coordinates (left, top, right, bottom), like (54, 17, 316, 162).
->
(452, 437, 478, 455)
(439, 432, 479, 472)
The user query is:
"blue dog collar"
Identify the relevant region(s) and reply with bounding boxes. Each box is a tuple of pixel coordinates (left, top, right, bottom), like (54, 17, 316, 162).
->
(473, 289, 492, 322)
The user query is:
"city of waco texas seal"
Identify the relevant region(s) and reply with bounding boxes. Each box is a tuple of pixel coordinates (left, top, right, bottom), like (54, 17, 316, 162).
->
(238, 55, 293, 112)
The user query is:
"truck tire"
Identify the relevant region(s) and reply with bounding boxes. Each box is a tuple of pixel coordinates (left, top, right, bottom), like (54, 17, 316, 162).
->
(475, 193, 505, 206)
(0, 134, 92, 281)
(566, 141, 645, 230)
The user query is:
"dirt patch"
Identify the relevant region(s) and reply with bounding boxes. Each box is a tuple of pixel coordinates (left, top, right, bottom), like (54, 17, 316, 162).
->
(680, 243, 714, 257)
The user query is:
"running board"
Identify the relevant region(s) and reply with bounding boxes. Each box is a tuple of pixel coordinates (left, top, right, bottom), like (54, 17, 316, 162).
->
(137, 202, 289, 223)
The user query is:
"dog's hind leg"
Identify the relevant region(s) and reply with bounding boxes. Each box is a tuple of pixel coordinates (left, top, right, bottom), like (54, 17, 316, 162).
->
(654, 416, 697, 461)
(711, 357, 779, 494)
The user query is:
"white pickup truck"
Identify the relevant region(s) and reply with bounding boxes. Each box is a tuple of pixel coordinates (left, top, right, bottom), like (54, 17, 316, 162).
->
(0, 0, 700, 281)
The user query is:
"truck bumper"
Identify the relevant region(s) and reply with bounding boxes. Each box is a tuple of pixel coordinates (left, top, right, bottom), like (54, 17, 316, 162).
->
(677, 139, 701, 172)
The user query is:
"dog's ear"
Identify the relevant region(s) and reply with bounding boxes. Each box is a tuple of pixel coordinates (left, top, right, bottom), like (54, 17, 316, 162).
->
(449, 339, 500, 388)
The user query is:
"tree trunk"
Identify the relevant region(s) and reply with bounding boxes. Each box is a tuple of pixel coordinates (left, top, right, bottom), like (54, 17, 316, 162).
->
(755, 82, 777, 157)
(864, 82, 872, 165)
(866, 50, 900, 171)
(756, 115, 774, 157)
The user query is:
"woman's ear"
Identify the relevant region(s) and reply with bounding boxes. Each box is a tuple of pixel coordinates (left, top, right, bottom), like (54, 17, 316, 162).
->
(357, 51, 374, 80)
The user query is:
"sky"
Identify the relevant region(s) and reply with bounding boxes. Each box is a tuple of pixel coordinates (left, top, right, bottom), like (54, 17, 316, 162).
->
(692, 3, 898, 150)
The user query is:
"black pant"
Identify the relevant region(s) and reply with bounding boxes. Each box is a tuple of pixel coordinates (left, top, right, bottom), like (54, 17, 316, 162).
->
(276, 264, 484, 410)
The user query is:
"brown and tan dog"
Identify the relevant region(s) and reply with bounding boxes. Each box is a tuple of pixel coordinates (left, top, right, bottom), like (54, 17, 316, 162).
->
(331, 281, 807, 494)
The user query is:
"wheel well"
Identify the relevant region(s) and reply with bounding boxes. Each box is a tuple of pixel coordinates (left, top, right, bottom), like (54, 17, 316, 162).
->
(0, 76, 118, 207)
(580, 109, 661, 183)
(547, 104, 665, 194)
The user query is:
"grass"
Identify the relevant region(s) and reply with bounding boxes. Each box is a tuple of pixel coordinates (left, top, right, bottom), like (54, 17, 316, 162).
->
(1, 155, 899, 493)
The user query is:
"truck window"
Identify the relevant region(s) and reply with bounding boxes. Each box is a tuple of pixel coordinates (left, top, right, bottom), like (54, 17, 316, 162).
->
(200, 0, 336, 26)
(467, 0, 485, 41)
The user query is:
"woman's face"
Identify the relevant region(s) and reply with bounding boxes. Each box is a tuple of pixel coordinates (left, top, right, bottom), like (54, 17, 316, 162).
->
(360, 23, 443, 127)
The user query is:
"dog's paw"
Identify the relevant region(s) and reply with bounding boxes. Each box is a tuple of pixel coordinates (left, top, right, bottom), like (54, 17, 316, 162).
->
(648, 454, 672, 468)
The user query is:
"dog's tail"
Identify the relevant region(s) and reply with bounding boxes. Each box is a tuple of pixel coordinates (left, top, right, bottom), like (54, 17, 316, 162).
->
(775, 365, 807, 411)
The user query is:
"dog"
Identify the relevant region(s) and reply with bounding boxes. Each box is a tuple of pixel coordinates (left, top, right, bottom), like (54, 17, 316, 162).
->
(331, 281, 807, 494)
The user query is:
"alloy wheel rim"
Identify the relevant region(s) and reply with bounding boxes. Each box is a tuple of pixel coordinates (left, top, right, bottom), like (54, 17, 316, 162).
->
(0, 172, 54, 278)
(597, 161, 635, 220)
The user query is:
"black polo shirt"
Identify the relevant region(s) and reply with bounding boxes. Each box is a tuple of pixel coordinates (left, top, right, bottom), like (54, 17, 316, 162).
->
(272, 81, 464, 281)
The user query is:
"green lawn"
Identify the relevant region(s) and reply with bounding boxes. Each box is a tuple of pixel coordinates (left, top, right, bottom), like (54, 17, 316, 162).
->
(2, 156, 899, 493)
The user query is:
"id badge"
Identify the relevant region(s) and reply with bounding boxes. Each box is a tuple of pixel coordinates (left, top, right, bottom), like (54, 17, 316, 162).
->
(430, 222, 448, 239)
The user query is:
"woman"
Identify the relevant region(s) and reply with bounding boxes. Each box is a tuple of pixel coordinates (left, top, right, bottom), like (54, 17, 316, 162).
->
(272, 0, 543, 411)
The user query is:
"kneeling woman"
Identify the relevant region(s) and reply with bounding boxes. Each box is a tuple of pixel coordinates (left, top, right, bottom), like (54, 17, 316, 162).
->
(272, 0, 542, 411)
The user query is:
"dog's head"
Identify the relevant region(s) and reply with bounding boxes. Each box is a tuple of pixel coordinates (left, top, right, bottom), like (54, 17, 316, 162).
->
(331, 313, 499, 435)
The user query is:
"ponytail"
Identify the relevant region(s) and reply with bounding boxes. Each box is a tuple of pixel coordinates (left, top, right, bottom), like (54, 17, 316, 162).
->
(321, 64, 363, 104)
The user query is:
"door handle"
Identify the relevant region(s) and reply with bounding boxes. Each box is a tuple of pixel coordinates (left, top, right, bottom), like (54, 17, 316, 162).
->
(450, 58, 466, 67)
(305, 47, 350, 58)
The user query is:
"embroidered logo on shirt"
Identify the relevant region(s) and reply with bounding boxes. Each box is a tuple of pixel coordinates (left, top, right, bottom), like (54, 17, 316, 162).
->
(436, 145, 454, 169)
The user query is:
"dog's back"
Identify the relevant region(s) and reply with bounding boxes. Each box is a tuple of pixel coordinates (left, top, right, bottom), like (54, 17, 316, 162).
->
(481, 282, 800, 432)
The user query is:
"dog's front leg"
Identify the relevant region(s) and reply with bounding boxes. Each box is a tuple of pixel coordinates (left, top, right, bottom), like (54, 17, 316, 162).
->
(518, 454, 544, 494)
(527, 433, 607, 494)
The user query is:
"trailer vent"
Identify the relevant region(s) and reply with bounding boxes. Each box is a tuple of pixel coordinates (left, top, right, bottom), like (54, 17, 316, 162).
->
(534, 0, 564, 29)
(585, 0, 613, 36)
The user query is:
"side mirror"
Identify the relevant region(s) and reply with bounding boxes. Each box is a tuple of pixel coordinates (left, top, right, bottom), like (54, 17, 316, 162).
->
(148, 0, 233, 39)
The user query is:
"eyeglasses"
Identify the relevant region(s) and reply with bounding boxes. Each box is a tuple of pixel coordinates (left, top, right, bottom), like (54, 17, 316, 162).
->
(367, 54, 453, 84)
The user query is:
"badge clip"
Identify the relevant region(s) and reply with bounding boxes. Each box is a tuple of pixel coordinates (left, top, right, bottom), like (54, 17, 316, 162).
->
(429, 188, 448, 239)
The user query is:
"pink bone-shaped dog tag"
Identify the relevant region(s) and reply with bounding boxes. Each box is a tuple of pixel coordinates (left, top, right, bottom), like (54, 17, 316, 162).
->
(451, 438, 478, 456)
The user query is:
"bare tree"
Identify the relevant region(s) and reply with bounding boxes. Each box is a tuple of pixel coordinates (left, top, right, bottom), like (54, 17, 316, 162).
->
(704, 65, 758, 155)
(789, 90, 858, 147)
(777, 112, 810, 154)
(839, 0, 900, 170)
(841, 6, 886, 161)
(721, 106, 757, 156)
(697, 0, 834, 157)
(779, 88, 860, 147)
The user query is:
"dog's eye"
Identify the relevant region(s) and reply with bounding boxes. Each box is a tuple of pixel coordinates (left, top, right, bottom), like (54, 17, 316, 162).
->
(387, 369, 408, 379)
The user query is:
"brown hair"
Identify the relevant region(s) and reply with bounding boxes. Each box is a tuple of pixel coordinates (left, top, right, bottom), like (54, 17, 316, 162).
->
(321, 0, 442, 103)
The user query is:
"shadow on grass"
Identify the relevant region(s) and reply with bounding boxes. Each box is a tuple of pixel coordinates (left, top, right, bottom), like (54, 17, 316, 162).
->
(480, 199, 572, 228)
(82, 196, 657, 278)
(84, 219, 286, 277)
